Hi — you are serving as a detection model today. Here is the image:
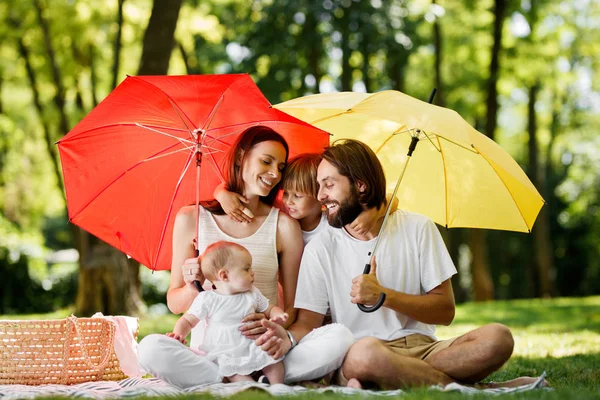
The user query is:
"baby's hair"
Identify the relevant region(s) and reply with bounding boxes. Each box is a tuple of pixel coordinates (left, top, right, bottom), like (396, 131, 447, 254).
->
(283, 153, 322, 198)
(200, 241, 249, 282)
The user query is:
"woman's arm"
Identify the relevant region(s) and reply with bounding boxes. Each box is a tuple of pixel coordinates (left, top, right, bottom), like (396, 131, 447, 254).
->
(166, 206, 203, 314)
(276, 213, 304, 322)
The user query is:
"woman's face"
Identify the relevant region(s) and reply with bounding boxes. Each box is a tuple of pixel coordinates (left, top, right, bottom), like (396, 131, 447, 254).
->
(241, 140, 287, 198)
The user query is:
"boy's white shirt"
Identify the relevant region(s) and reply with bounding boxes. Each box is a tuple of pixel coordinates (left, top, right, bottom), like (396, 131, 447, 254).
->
(301, 213, 328, 246)
(295, 210, 457, 341)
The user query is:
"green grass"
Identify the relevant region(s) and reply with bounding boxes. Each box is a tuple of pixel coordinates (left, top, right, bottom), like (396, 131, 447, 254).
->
(2, 296, 600, 399)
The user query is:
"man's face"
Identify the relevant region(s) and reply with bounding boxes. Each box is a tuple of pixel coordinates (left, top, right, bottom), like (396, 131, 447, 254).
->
(317, 159, 363, 228)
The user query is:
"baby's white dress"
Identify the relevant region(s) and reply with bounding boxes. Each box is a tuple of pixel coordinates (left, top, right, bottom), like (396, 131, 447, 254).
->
(187, 286, 281, 377)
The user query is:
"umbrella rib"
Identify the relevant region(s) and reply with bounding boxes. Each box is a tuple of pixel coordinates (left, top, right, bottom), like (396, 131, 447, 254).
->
(131, 76, 198, 134)
(166, 98, 195, 138)
(437, 136, 479, 153)
(153, 147, 197, 269)
(204, 125, 250, 148)
(135, 123, 196, 146)
(201, 93, 225, 132)
(68, 141, 187, 222)
(57, 123, 192, 144)
(143, 146, 195, 163)
(437, 136, 450, 228)
(309, 111, 351, 125)
(473, 145, 531, 232)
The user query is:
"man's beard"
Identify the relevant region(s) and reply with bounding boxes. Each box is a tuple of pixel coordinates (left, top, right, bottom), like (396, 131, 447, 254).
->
(326, 185, 363, 228)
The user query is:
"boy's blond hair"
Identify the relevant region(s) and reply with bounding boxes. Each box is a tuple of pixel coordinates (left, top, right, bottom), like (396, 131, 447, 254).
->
(200, 241, 249, 281)
(283, 153, 322, 198)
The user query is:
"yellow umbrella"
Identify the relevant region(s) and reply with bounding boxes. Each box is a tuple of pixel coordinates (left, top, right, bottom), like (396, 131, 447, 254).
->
(275, 90, 545, 233)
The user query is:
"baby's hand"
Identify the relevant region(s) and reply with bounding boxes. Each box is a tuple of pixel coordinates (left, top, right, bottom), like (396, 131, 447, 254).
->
(215, 185, 254, 223)
(165, 332, 187, 345)
(269, 313, 289, 326)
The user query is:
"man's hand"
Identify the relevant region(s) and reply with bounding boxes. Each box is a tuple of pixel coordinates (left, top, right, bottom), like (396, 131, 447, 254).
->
(255, 319, 290, 359)
(350, 256, 385, 305)
(165, 332, 187, 345)
(239, 312, 267, 339)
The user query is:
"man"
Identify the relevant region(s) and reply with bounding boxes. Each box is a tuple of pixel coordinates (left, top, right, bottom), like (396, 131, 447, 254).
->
(257, 139, 538, 389)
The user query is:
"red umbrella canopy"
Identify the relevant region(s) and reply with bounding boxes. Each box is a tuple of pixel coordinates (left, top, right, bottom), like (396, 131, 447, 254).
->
(57, 74, 329, 271)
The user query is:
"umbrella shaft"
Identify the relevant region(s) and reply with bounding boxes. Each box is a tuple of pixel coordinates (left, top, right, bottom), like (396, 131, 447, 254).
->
(369, 148, 415, 264)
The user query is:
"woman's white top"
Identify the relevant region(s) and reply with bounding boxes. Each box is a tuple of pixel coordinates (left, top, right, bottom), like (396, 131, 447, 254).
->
(192, 206, 280, 348)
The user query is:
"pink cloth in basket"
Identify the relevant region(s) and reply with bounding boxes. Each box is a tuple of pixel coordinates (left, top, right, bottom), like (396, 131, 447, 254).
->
(92, 313, 145, 378)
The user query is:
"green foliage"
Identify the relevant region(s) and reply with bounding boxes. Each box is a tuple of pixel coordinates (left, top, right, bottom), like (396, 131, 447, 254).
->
(1, 0, 600, 310)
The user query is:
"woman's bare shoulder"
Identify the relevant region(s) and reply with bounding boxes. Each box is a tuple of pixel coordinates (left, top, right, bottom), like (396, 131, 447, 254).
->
(277, 211, 301, 234)
(175, 205, 197, 228)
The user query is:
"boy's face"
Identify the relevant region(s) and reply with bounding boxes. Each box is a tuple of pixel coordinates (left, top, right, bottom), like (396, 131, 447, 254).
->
(226, 248, 254, 292)
(283, 189, 322, 221)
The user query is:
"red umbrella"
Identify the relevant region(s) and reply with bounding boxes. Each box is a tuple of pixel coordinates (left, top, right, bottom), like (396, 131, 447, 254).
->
(57, 74, 329, 271)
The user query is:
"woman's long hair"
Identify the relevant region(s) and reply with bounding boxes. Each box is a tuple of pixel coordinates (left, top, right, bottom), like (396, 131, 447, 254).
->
(202, 125, 290, 214)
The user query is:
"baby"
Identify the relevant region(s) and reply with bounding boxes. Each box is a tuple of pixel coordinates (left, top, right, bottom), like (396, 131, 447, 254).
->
(166, 241, 287, 384)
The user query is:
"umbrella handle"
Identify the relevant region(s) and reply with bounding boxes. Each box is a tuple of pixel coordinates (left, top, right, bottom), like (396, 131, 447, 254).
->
(357, 263, 386, 313)
(193, 248, 204, 292)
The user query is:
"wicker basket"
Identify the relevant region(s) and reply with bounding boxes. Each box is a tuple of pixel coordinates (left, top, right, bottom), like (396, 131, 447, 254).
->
(0, 316, 132, 385)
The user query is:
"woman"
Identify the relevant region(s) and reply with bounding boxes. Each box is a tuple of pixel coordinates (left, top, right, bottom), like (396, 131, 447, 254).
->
(138, 126, 353, 388)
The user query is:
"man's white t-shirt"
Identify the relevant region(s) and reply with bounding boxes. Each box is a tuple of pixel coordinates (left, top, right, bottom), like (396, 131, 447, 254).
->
(294, 210, 457, 341)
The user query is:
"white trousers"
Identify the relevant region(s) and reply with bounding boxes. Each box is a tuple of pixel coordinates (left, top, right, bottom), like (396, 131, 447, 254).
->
(138, 323, 354, 389)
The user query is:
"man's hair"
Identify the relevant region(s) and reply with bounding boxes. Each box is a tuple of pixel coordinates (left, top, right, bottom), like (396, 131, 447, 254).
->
(203, 125, 289, 214)
(200, 241, 249, 281)
(283, 153, 322, 198)
(322, 139, 386, 210)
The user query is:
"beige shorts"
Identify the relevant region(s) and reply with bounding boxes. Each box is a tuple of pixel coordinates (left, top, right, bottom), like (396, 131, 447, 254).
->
(334, 334, 457, 386)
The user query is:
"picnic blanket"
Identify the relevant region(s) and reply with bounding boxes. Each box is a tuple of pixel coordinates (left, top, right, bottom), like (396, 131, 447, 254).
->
(0, 373, 548, 399)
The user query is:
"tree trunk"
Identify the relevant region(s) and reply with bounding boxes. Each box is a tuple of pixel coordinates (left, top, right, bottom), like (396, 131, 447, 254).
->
(360, 32, 371, 92)
(137, 0, 183, 75)
(340, 8, 352, 91)
(468, 0, 506, 301)
(111, 0, 126, 89)
(432, 0, 445, 106)
(527, 84, 554, 297)
(33, 0, 70, 137)
(75, 241, 145, 316)
(431, 3, 466, 301)
(177, 40, 192, 75)
(305, 8, 322, 93)
(469, 229, 495, 300)
(89, 45, 99, 107)
(16, 34, 65, 196)
(485, 0, 505, 142)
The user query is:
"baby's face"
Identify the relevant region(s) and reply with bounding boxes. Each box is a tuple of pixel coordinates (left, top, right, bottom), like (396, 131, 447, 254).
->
(283, 189, 323, 221)
(226, 248, 254, 293)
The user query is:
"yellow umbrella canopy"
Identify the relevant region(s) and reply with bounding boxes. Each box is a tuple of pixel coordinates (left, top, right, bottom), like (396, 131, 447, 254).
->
(275, 91, 545, 232)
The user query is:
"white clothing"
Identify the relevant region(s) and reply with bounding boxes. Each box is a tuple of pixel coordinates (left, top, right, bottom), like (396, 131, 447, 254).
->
(194, 206, 280, 348)
(187, 287, 279, 377)
(301, 214, 329, 246)
(295, 210, 457, 341)
(138, 323, 354, 388)
(197, 206, 280, 306)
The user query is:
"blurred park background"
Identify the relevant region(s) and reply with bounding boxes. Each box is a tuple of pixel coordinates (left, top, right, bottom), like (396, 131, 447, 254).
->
(1, 0, 599, 317)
